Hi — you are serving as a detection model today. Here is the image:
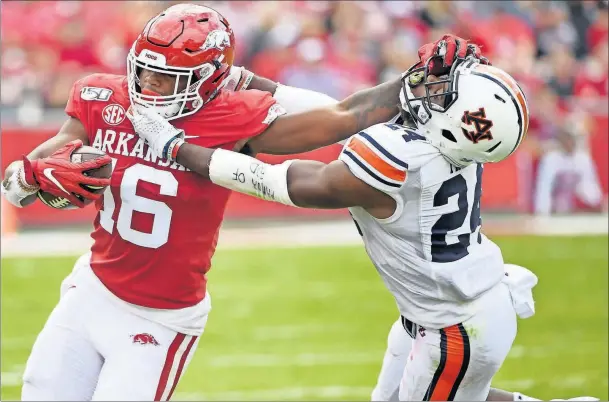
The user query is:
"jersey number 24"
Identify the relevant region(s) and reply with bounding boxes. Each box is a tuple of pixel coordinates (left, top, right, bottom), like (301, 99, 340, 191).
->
(431, 164, 483, 263)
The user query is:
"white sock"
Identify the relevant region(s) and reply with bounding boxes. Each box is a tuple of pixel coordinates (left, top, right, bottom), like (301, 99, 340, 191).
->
(513, 392, 541, 401)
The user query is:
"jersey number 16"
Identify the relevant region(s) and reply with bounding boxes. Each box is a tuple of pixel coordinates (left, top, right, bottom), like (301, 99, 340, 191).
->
(99, 160, 178, 249)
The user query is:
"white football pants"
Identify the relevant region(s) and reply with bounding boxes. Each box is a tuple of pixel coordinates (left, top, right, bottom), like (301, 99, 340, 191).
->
(373, 282, 517, 401)
(22, 281, 201, 401)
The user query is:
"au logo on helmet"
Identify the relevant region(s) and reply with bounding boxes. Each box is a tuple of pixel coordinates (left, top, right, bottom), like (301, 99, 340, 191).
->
(461, 107, 494, 143)
(201, 30, 231, 52)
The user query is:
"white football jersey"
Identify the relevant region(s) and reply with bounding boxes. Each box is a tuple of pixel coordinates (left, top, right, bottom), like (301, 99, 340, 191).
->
(339, 122, 505, 329)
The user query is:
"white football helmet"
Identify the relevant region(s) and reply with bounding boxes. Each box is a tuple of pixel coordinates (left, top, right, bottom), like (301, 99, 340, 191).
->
(400, 57, 530, 167)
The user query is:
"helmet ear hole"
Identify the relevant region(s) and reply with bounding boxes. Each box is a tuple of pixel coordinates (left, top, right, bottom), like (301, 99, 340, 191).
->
(442, 129, 457, 143)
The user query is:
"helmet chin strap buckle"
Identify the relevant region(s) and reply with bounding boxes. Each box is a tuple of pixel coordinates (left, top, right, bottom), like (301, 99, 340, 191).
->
(416, 106, 431, 124)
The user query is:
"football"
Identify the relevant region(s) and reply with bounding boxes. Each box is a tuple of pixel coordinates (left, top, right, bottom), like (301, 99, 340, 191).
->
(37, 146, 112, 210)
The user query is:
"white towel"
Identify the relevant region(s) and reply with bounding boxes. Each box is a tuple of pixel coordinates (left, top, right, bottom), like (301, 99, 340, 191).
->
(502, 264, 538, 319)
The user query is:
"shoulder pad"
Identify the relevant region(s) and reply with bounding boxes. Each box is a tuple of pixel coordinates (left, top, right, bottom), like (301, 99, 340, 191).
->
(76, 74, 126, 101)
(339, 123, 440, 193)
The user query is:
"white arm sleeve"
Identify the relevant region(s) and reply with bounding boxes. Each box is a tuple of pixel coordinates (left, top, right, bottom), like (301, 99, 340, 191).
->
(208, 149, 297, 207)
(272, 84, 346, 144)
(272, 84, 338, 114)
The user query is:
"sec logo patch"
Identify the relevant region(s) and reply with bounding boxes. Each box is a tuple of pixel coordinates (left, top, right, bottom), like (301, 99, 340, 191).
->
(102, 104, 126, 126)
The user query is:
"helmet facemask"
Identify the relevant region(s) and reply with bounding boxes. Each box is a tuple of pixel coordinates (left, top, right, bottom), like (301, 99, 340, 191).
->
(127, 48, 219, 121)
(400, 56, 464, 126)
(399, 57, 483, 167)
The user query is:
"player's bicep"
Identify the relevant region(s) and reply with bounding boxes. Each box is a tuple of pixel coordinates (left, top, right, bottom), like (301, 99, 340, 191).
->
(27, 117, 88, 160)
(246, 107, 348, 155)
(287, 160, 394, 212)
(246, 73, 278, 94)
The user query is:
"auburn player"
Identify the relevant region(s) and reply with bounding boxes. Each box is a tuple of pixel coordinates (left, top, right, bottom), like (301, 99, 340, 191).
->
(0, 4, 475, 401)
(224, 60, 598, 402)
(133, 55, 595, 402)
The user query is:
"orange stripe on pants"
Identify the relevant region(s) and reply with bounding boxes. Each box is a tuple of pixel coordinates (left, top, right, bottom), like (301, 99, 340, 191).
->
(427, 324, 470, 401)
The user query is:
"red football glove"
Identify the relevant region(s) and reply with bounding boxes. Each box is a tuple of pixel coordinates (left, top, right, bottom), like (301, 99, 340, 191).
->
(22, 140, 112, 208)
(417, 34, 491, 76)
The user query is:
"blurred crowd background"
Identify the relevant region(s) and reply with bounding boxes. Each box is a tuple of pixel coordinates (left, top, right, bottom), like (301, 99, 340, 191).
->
(1, 0, 608, 216)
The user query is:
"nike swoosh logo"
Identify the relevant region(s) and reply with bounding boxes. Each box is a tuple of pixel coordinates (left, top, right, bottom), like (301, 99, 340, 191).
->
(43, 168, 69, 195)
(184, 135, 199, 139)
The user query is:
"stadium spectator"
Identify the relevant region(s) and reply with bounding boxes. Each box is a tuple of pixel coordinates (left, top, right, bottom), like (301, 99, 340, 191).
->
(534, 123, 604, 215)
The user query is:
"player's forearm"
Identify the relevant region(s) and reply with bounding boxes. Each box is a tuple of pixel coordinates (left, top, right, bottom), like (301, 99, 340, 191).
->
(26, 118, 89, 160)
(254, 78, 402, 155)
(247, 106, 356, 156)
(337, 76, 402, 134)
(177, 145, 298, 206)
(177, 145, 345, 210)
(176, 143, 297, 204)
(175, 143, 214, 178)
(285, 161, 346, 209)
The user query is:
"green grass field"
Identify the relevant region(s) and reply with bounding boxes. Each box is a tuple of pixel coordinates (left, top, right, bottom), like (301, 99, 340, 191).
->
(1, 236, 607, 401)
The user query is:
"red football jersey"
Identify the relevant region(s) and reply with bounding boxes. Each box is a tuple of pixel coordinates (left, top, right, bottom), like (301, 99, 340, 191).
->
(65, 74, 281, 309)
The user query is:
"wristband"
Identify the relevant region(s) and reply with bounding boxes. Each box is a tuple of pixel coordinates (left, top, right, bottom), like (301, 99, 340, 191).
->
(164, 137, 184, 161)
(167, 138, 185, 161)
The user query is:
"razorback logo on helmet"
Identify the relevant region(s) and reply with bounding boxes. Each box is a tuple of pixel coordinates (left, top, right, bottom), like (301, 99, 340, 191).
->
(461, 107, 493, 143)
(102, 104, 126, 126)
(201, 29, 231, 52)
(81, 87, 113, 101)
